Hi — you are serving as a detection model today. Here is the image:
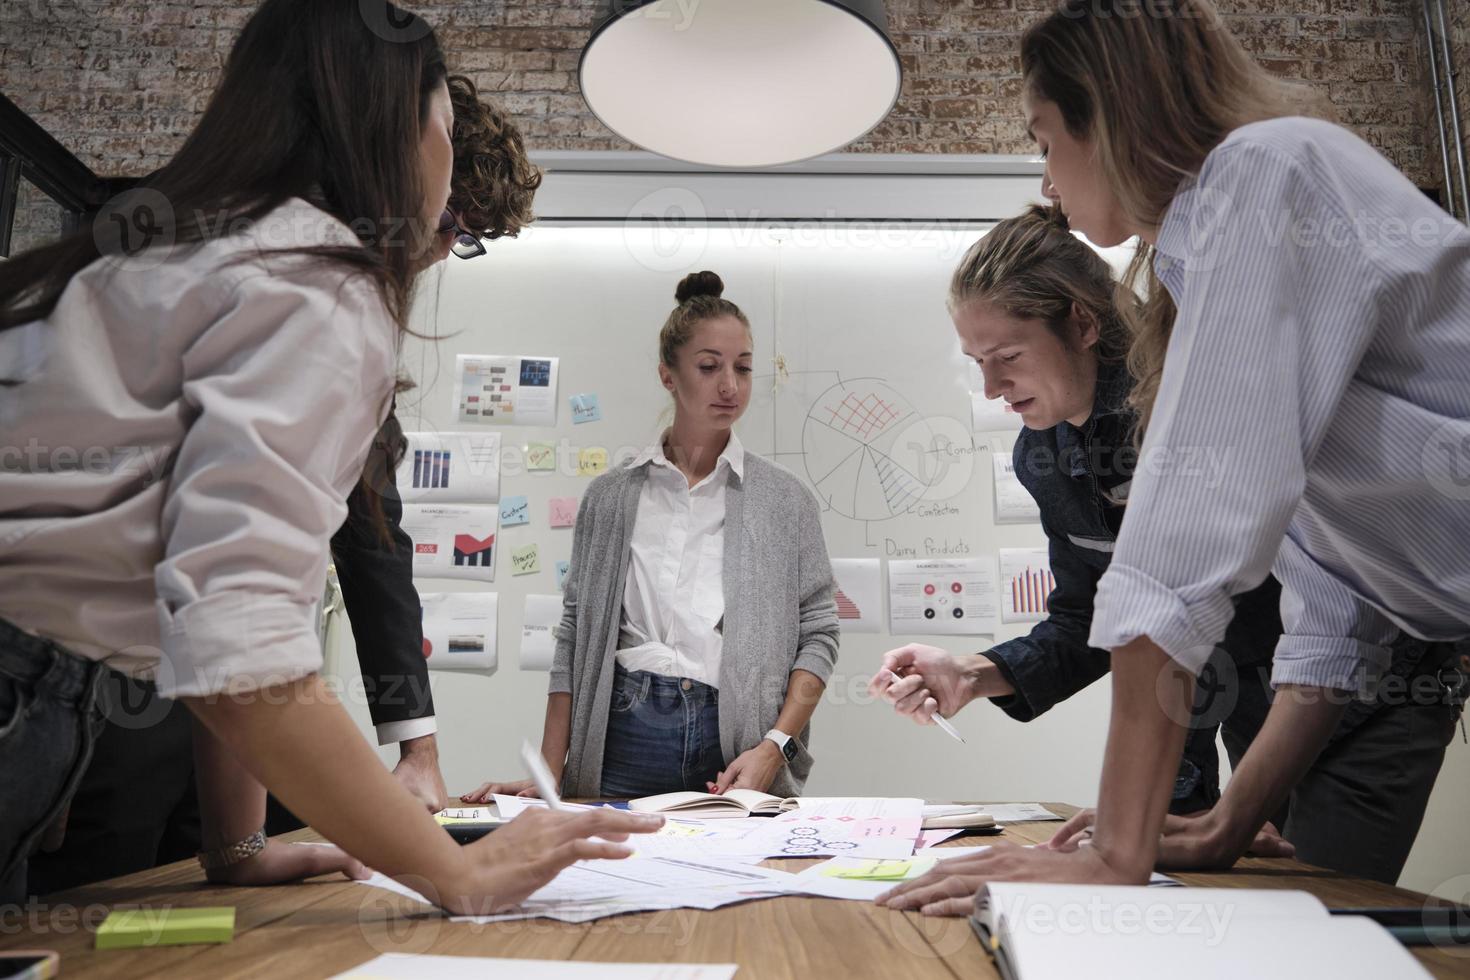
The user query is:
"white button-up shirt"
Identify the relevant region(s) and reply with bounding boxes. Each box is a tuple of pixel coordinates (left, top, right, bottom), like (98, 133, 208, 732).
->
(0, 198, 397, 698)
(615, 429, 745, 688)
(1087, 117, 1470, 693)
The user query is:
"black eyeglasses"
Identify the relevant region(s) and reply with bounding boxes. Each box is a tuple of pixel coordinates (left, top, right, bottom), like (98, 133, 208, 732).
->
(437, 209, 487, 260)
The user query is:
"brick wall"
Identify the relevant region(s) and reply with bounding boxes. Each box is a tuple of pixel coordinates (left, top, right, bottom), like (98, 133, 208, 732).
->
(0, 0, 1452, 206)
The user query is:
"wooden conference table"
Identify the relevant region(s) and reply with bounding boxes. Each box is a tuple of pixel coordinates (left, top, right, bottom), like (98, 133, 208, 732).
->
(5, 803, 1467, 979)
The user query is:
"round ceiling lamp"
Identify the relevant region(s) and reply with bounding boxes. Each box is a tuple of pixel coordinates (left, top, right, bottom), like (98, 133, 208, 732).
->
(579, 0, 902, 168)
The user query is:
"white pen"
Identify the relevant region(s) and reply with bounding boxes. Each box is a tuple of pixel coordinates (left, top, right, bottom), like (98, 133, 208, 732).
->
(884, 667, 966, 744)
(930, 713, 966, 744)
(520, 739, 566, 811)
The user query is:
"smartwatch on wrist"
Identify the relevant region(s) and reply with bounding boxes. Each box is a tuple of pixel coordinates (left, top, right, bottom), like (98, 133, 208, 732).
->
(763, 729, 799, 764)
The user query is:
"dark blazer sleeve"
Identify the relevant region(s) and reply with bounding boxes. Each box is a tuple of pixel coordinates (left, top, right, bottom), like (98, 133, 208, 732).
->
(330, 439, 434, 730)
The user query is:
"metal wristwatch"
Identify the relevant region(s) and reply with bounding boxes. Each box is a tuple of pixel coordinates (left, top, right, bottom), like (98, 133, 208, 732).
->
(763, 729, 799, 764)
(197, 828, 267, 871)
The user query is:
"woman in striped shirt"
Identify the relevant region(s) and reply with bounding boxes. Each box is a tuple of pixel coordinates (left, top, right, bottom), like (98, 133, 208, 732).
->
(882, 0, 1469, 911)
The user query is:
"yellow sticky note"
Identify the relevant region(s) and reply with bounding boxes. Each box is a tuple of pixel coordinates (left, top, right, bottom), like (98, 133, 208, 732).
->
(578, 447, 608, 476)
(824, 858, 936, 881)
(527, 442, 556, 471)
(96, 907, 235, 949)
(511, 543, 540, 576)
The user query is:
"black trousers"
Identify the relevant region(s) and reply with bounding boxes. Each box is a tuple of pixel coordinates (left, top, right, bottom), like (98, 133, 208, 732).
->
(25, 674, 304, 897)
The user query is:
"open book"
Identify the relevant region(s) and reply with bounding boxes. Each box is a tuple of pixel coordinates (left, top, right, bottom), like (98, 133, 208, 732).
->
(629, 790, 799, 818)
(971, 883, 1429, 980)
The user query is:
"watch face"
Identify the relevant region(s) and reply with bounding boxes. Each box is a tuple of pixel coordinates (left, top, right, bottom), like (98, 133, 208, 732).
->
(781, 738, 798, 761)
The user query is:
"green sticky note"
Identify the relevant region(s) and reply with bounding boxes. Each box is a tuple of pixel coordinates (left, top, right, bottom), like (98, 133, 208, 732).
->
(824, 858, 936, 881)
(526, 442, 556, 471)
(96, 907, 235, 949)
(511, 543, 540, 576)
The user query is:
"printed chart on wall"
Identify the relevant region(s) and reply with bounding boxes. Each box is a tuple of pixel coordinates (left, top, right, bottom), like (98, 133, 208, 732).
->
(887, 559, 996, 637)
(397, 432, 501, 503)
(829, 558, 883, 634)
(401, 504, 499, 583)
(452, 354, 560, 426)
(999, 548, 1054, 624)
(419, 592, 497, 671)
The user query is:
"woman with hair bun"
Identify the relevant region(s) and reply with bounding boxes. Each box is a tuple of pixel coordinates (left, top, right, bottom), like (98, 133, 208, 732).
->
(464, 271, 840, 801)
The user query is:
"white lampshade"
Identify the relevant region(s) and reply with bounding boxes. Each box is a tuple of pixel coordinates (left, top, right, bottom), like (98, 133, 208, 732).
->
(579, 0, 902, 168)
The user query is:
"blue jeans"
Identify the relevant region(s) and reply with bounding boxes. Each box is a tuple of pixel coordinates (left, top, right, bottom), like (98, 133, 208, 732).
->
(599, 664, 724, 799)
(0, 618, 107, 907)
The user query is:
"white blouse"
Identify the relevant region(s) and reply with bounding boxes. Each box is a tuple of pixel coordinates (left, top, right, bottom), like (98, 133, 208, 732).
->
(0, 198, 398, 698)
(615, 429, 745, 688)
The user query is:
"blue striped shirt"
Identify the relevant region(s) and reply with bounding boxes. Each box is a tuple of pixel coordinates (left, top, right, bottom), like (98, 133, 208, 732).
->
(1089, 116, 1470, 692)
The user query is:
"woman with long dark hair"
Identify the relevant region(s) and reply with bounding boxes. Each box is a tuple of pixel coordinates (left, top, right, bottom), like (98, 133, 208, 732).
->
(0, 0, 657, 912)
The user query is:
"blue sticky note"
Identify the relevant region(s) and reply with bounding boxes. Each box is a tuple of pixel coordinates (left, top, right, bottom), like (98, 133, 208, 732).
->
(570, 393, 603, 425)
(500, 495, 529, 527)
(555, 560, 571, 590)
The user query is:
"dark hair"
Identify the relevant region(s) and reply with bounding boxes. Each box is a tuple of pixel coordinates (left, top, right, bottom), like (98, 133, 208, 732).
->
(949, 203, 1129, 363)
(659, 271, 750, 367)
(446, 74, 543, 241)
(0, 0, 446, 338)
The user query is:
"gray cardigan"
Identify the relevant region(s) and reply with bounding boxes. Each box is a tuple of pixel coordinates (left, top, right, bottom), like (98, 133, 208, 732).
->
(549, 451, 840, 798)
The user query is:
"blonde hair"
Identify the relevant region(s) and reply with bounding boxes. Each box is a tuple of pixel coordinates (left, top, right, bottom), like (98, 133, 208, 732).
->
(1020, 0, 1328, 436)
(950, 203, 1131, 364)
(659, 271, 750, 368)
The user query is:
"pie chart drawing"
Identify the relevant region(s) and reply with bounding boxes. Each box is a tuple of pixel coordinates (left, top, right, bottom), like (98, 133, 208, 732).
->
(802, 380, 941, 522)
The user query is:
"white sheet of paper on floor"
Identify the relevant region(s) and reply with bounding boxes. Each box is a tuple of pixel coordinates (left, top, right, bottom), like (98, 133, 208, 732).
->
(999, 548, 1054, 624)
(971, 391, 1025, 432)
(400, 504, 498, 583)
(397, 431, 501, 504)
(452, 354, 559, 427)
(418, 592, 496, 671)
(887, 559, 997, 636)
(829, 558, 883, 634)
(993, 453, 1041, 524)
(520, 594, 562, 671)
(331, 953, 738, 980)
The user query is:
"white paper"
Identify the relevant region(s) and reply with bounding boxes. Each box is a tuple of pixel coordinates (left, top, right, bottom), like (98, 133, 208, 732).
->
(993, 452, 1041, 524)
(999, 548, 1054, 624)
(982, 803, 1062, 822)
(520, 594, 562, 671)
(400, 503, 498, 582)
(452, 354, 560, 427)
(332, 953, 738, 980)
(418, 592, 497, 671)
(793, 798, 925, 820)
(971, 391, 1025, 432)
(397, 431, 501, 503)
(450, 856, 798, 924)
(829, 558, 883, 634)
(748, 816, 921, 859)
(887, 559, 997, 636)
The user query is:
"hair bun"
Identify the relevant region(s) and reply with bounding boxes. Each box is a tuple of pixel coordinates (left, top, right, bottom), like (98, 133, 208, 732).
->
(675, 270, 724, 304)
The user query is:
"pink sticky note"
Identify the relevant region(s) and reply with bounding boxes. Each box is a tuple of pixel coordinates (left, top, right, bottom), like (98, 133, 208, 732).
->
(549, 497, 578, 529)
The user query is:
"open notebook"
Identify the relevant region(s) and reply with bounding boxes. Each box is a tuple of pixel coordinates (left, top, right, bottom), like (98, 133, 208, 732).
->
(629, 790, 799, 818)
(971, 883, 1430, 980)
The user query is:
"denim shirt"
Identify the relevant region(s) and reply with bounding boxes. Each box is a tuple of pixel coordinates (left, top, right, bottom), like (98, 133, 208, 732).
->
(984, 360, 1284, 807)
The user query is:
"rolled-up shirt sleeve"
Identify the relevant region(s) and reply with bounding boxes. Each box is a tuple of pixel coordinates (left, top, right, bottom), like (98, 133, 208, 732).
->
(153, 263, 396, 698)
(1089, 140, 1376, 678)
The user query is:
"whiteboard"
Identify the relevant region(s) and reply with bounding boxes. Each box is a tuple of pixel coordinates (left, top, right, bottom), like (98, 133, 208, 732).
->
(338, 214, 1130, 806)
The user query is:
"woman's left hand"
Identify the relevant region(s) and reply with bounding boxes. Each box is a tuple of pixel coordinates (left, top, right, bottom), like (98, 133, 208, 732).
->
(708, 741, 784, 794)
